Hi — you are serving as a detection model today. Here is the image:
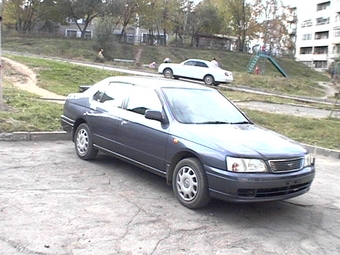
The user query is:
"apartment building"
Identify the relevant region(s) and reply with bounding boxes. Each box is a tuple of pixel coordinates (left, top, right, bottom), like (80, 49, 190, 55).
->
(295, 0, 340, 69)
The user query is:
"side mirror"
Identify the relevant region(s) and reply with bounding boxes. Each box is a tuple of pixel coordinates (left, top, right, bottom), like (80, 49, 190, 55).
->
(145, 110, 169, 124)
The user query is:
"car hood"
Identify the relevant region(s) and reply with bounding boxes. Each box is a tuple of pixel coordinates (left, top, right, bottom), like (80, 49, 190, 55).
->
(171, 123, 307, 158)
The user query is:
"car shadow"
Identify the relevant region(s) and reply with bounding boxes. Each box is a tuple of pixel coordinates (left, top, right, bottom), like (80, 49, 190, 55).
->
(89, 152, 311, 223)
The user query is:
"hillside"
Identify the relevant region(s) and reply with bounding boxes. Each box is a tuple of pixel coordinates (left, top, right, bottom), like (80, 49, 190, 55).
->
(2, 35, 332, 98)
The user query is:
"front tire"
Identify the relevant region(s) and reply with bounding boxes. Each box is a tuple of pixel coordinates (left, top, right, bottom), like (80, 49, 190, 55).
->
(203, 75, 214, 85)
(163, 68, 173, 79)
(172, 158, 211, 209)
(75, 123, 98, 160)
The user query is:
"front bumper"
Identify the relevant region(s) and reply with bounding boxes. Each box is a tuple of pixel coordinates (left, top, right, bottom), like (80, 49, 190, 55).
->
(205, 165, 315, 202)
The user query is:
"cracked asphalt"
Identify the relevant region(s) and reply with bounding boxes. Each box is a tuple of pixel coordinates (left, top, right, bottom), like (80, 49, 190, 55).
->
(0, 140, 339, 255)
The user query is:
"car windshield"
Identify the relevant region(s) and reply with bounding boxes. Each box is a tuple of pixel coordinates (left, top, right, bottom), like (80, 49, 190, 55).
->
(162, 87, 250, 124)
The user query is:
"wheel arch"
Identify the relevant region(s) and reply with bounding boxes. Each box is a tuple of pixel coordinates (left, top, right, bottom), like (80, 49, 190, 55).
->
(203, 73, 215, 79)
(166, 151, 203, 186)
(72, 118, 87, 142)
(163, 67, 174, 77)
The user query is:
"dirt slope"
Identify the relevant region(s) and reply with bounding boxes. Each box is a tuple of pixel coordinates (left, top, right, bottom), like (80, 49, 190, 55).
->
(2, 57, 66, 102)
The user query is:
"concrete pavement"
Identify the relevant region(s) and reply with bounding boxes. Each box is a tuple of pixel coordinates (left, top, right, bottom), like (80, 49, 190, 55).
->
(0, 140, 339, 255)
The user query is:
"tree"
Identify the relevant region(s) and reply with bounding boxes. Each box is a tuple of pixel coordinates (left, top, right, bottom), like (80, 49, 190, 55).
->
(0, 14, 3, 111)
(3, 0, 44, 32)
(216, 0, 253, 52)
(170, 0, 191, 46)
(251, 0, 289, 55)
(60, 0, 106, 39)
(3, 0, 68, 33)
(186, 1, 222, 47)
(117, 0, 139, 42)
(95, 0, 123, 42)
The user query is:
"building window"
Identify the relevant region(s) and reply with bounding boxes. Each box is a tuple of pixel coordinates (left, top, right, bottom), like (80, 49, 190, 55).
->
(313, 61, 327, 69)
(66, 18, 76, 23)
(335, 14, 340, 23)
(316, 17, 330, 25)
(66, 30, 77, 38)
(65, 30, 92, 38)
(301, 19, 313, 27)
(334, 29, 340, 37)
(300, 47, 313, 54)
(84, 31, 92, 39)
(315, 31, 329, 39)
(314, 46, 328, 55)
(302, 34, 312, 40)
(316, 1, 330, 11)
(141, 33, 167, 45)
(125, 34, 135, 44)
(333, 44, 340, 54)
(66, 18, 85, 24)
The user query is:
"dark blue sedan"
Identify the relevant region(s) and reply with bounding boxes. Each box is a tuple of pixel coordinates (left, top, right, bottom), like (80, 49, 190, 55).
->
(61, 76, 315, 209)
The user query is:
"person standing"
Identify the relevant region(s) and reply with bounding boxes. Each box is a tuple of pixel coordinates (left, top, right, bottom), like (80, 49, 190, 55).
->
(211, 58, 219, 67)
(97, 49, 104, 62)
(255, 65, 260, 75)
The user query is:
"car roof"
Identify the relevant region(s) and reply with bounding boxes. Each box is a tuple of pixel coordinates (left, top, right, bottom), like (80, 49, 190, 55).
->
(183, 59, 211, 64)
(99, 76, 215, 90)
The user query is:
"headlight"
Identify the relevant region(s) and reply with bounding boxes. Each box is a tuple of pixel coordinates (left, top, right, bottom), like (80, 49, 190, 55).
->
(226, 157, 268, 173)
(304, 153, 313, 167)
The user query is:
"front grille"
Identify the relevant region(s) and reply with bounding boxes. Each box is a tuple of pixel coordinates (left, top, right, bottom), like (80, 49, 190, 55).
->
(238, 181, 312, 198)
(269, 157, 304, 173)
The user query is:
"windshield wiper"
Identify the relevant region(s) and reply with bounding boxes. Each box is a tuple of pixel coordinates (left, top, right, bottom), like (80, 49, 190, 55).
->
(231, 121, 252, 124)
(196, 121, 231, 124)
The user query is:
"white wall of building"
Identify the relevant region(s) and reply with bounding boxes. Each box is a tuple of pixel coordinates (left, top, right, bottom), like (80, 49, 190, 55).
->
(295, 0, 340, 69)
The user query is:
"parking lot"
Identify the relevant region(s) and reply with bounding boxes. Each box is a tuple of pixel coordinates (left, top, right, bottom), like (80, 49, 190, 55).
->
(0, 140, 339, 255)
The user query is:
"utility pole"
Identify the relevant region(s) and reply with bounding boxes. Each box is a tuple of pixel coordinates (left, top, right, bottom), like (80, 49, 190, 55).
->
(0, 16, 3, 111)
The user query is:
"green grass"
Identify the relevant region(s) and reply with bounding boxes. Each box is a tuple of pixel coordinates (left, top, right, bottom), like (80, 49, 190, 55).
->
(242, 109, 340, 150)
(0, 84, 64, 132)
(6, 55, 124, 96)
(4, 36, 332, 99)
(1, 36, 340, 150)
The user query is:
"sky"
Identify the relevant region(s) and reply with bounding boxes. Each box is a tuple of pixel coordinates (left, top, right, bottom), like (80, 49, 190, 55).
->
(282, 0, 300, 8)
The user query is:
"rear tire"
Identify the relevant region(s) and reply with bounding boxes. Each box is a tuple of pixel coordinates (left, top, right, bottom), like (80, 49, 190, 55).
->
(172, 158, 211, 209)
(75, 123, 98, 160)
(163, 68, 173, 79)
(204, 75, 214, 85)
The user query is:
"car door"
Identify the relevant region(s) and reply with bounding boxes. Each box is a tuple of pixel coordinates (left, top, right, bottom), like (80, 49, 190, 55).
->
(117, 85, 169, 173)
(192, 61, 209, 79)
(175, 60, 196, 78)
(86, 82, 132, 153)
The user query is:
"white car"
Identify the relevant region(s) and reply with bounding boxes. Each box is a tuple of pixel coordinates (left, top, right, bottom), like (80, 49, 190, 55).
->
(158, 59, 233, 85)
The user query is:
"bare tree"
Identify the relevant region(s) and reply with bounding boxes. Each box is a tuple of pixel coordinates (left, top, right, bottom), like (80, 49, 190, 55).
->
(3, 0, 44, 32)
(252, 0, 288, 54)
(3, 0, 69, 33)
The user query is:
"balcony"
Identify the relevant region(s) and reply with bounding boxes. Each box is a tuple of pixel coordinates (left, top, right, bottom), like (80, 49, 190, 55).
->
(286, 16, 297, 23)
(328, 53, 340, 59)
(316, 17, 330, 26)
(335, 2, 340, 13)
(288, 28, 297, 35)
